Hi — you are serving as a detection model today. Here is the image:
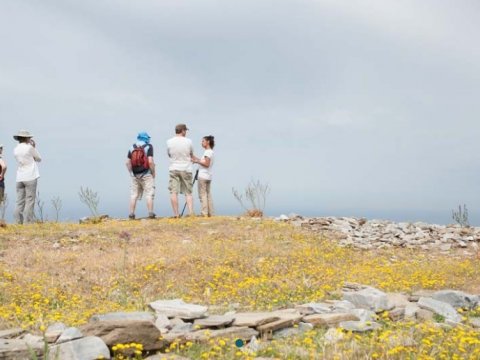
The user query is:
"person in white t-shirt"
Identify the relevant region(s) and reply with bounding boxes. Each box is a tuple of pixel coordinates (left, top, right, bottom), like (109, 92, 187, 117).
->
(12, 130, 41, 224)
(167, 124, 194, 217)
(192, 135, 215, 217)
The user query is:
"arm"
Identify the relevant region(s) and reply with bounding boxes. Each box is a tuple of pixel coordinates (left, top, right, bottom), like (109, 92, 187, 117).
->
(126, 159, 133, 176)
(0, 159, 6, 180)
(148, 157, 155, 178)
(194, 155, 211, 167)
(31, 147, 42, 162)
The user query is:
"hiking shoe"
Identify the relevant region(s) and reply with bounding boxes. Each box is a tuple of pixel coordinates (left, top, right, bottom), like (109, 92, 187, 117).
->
(148, 213, 156, 219)
(128, 213, 135, 220)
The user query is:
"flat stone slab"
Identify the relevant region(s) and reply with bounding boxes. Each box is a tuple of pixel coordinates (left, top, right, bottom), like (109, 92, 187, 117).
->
(81, 320, 164, 351)
(90, 311, 155, 323)
(0, 338, 43, 359)
(339, 321, 382, 332)
(432, 290, 479, 310)
(0, 328, 25, 339)
(303, 313, 359, 327)
(185, 326, 259, 343)
(257, 313, 303, 334)
(50, 336, 110, 360)
(149, 299, 208, 319)
(296, 303, 332, 315)
(343, 286, 391, 312)
(193, 315, 234, 329)
(418, 297, 462, 323)
(233, 312, 280, 327)
(56, 327, 83, 344)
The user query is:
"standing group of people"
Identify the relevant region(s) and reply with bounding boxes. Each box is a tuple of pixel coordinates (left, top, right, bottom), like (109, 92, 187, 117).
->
(127, 123, 215, 219)
(1, 125, 214, 224)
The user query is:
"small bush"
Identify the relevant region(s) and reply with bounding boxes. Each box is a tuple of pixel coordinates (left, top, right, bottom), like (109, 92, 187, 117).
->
(232, 179, 270, 217)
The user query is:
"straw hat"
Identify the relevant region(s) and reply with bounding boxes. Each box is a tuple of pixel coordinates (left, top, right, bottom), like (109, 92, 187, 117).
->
(13, 130, 34, 140)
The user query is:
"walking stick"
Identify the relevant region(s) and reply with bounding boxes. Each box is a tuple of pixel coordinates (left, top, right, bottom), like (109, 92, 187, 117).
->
(180, 169, 199, 217)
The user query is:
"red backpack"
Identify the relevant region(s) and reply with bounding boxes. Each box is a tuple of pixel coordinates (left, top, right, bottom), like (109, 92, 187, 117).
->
(131, 144, 149, 173)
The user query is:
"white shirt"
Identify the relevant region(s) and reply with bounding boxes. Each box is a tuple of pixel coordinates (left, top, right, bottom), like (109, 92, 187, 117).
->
(14, 143, 41, 182)
(167, 136, 193, 172)
(198, 149, 214, 180)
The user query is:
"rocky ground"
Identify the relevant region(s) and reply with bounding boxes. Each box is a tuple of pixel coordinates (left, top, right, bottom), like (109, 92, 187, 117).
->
(276, 214, 480, 256)
(1, 284, 479, 359)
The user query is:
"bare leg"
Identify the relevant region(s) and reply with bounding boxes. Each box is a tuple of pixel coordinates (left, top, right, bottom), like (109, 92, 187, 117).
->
(186, 194, 194, 215)
(170, 193, 179, 217)
(129, 197, 137, 215)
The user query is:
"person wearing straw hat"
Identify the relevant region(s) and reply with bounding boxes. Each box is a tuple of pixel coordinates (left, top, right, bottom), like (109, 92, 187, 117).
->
(13, 130, 41, 224)
(0, 144, 6, 204)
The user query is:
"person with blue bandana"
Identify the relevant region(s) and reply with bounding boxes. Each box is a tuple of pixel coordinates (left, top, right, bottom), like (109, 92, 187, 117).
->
(126, 132, 156, 219)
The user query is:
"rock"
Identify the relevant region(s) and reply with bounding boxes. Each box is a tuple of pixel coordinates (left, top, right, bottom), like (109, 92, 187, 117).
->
(45, 322, 67, 343)
(256, 313, 303, 336)
(343, 286, 391, 312)
(193, 315, 235, 329)
(432, 290, 479, 310)
(49, 336, 110, 360)
(149, 299, 208, 319)
(328, 300, 356, 312)
(303, 313, 359, 327)
(56, 327, 83, 344)
(91, 311, 155, 323)
(233, 312, 280, 327)
(155, 314, 171, 332)
(409, 290, 434, 302)
(386, 293, 410, 309)
(295, 303, 332, 315)
(418, 297, 462, 323)
(416, 309, 434, 321)
(0, 328, 25, 339)
(387, 308, 405, 321)
(404, 303, 420, 319)
(273, 322, 313, 339)
(0, 338, 43, 360)
(338, 321, 381, 332)
(185, 327, 259, 343)
(81, 320, 164, 351)
(349, 309, 376, 322)
(469, 317, 480, 328)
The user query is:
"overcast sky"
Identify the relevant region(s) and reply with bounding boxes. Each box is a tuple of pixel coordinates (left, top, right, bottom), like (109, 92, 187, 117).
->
(1, 0, 479, 224)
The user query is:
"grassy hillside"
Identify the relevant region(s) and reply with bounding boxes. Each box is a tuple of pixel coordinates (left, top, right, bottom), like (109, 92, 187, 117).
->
(1, 217, 479, 359)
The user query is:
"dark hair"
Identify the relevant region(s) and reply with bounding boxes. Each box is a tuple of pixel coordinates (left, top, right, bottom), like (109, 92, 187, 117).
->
(203, 135, 215, 149)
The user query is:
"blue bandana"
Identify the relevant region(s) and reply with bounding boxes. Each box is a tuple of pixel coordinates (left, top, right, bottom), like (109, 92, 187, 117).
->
(137, 132, 151, 143)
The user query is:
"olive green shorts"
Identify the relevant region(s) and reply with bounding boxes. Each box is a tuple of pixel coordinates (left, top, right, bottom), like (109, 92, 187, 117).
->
(168, 171, 193, 195)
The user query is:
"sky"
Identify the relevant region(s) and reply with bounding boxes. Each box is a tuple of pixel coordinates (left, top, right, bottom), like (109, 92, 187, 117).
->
(1, 0, 479, 224)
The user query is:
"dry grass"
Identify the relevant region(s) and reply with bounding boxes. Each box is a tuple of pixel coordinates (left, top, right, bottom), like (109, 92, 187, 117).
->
(1, 217, 480, 358)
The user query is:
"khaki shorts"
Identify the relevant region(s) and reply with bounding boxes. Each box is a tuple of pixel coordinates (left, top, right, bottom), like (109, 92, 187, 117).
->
(0, 186, 4, 203)
(130, 174, 155, 200)
(168, 170, 193, 195)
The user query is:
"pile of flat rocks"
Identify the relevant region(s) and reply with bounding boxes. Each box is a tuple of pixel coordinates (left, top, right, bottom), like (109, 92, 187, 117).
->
(276, 214, 480, 253)
(1, 286, 479, 359)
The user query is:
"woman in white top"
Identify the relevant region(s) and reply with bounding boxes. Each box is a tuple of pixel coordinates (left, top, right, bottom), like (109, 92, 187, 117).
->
(193, 136, 215, 217)
(13, 130, 41, 224)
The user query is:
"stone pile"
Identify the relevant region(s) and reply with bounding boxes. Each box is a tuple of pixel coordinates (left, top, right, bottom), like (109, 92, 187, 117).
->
(277, 214, 480, 253)
(1, 287, 479, 359)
